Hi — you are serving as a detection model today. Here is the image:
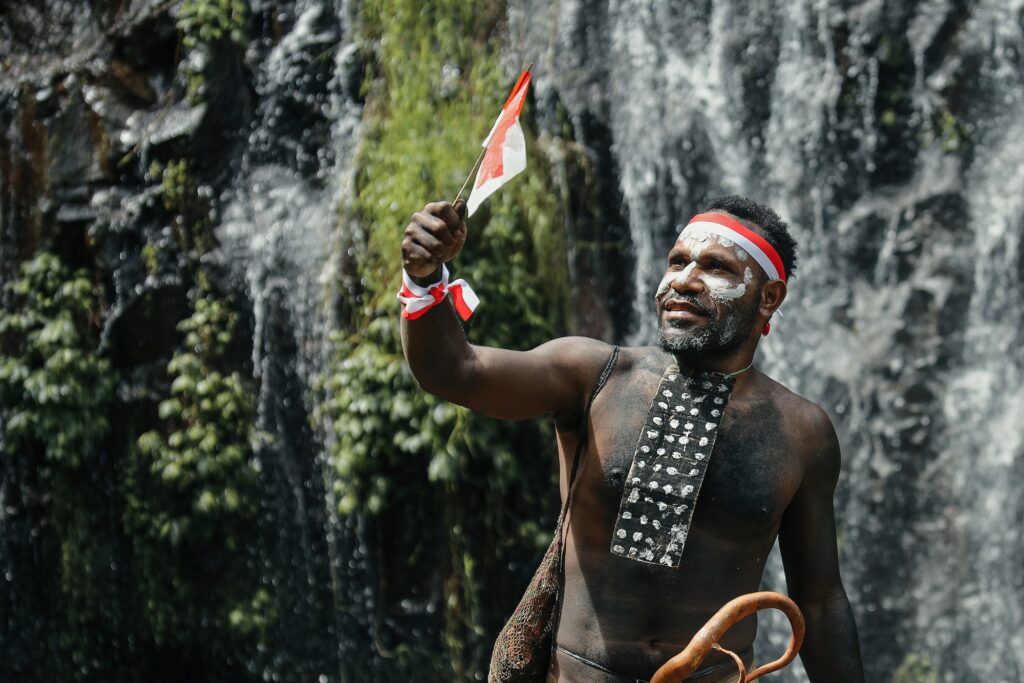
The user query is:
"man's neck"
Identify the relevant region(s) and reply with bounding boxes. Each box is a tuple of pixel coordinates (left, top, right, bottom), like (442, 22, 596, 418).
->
(669, 346, 757, 382)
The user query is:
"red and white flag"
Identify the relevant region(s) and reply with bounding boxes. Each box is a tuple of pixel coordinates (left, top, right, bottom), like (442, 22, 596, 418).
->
(466, 69, 532, 217)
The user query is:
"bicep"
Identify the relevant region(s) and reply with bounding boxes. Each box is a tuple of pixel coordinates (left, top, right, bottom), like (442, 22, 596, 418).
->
(442, 337, 611, 422)
(778, 410, 844, 603)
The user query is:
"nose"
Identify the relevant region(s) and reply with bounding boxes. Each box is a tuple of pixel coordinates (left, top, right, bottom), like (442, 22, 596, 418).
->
(670, 264, 704, 295)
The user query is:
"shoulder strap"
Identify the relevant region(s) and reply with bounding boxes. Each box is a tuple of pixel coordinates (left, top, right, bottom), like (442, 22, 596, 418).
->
(559, 345, 620, 526)
(549, 345, 619, 652)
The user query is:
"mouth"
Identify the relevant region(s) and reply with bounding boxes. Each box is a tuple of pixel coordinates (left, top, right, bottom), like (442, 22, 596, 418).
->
(660, 298, 710, 321)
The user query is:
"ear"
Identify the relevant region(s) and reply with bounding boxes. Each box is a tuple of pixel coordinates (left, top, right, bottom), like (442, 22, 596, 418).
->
(759, 280, 787, 319)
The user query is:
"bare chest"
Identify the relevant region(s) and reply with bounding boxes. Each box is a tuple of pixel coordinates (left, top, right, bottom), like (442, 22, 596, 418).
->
(580, 368, 801, 543)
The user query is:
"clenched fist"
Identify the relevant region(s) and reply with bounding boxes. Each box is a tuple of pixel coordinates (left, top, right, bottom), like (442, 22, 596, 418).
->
(401, 200, 468, 283)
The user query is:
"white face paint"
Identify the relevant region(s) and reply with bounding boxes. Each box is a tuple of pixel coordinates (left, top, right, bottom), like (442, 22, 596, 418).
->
(698, 273, 746, 302)
(679, 227, 713, 262)
(661, 228, 758, 304)
(655, 261, 697, 300)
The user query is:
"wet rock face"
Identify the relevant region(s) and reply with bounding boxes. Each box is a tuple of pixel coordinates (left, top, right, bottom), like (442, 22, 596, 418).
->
(1, 1, 178, 273)
(511, 1, 1024, 679)
(0, 0, 254, 338)
(3, 1, 1024, 681)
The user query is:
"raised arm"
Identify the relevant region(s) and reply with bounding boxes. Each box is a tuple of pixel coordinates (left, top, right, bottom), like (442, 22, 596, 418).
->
(778, 407, 866, 682)
(399, 200, 610, 422)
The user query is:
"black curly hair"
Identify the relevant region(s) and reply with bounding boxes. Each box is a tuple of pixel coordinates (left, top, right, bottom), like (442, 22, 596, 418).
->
(703, 195, 799, 280)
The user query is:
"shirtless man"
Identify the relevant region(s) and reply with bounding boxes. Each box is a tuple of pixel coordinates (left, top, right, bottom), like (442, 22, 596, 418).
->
(399, 195, 865, 682)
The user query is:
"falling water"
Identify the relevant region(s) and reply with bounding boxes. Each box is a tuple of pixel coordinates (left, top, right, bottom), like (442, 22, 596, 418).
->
(214, 1, 365, 679)
(3, 0, 1024, 681)
(511, 1, 1024, 679)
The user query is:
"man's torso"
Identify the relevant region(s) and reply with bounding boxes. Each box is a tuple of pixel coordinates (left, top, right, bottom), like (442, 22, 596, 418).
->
(552, 345, 808, 681)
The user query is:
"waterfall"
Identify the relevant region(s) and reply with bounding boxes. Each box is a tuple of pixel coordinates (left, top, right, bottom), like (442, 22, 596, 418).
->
(3, 0, 1023, 681)
(214, 1, 365, 679)
(511, 0, 1024, 679)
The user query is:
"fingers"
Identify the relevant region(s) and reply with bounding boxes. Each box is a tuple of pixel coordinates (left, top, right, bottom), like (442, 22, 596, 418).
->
(406, 221, 447, 256)
(412, 211, 455, 248)
(432, 201, 463, 230)
(422, 200, 468, 260)
(425, 200, 466, 236)
(402, 201, 469, 277)
(401, 234, 440, 278)
(404, 218, 448, 264)
(401, 236, 434, 263)
(436, 202, 467, 247)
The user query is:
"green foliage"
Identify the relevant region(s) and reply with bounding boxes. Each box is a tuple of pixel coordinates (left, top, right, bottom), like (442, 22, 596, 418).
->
(4, 2, 578, 680)
(0, 252, 114, 467)
(337, 0, 568, 517)
(141, 242, 160, 276)
(314, 1, 571, 678)
(0, 252, 121, 681)
(126, 291, 270, 654)
(317, 321, 433, 517)
(893, 653, 941, 683)
(134, 295, 259, 546)
(355, 1, 567, 312)
(178, 0, 248, 48)
(153, 158, 214, 256)
(129, 14, 266, 656)
(158, 158, 193, 213)
(932, 106, 970, 155)
(177, 0, 248, 102)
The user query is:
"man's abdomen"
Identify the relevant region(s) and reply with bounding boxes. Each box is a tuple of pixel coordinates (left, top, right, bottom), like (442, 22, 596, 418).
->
(554, 521, 777, 680)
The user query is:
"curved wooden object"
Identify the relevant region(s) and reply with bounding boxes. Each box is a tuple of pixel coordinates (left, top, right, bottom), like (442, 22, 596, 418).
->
(649, 592, 805, 683)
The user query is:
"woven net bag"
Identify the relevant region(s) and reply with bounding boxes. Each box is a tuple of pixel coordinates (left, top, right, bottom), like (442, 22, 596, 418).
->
(488, 528, 561, 682)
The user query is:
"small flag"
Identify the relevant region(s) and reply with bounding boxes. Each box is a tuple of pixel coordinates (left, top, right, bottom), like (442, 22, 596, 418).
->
(465, 69, 532, 217)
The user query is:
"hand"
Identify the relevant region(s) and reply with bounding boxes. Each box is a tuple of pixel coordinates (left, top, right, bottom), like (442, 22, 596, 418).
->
(401, 199, 468, 283)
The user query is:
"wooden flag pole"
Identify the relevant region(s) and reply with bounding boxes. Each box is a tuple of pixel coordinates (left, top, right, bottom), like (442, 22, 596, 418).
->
(452, 145, 488, 205)
(452, 63, 533, 206)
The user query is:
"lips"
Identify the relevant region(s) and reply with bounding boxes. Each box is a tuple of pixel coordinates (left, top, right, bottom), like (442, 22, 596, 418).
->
(662, 298, 709, 317)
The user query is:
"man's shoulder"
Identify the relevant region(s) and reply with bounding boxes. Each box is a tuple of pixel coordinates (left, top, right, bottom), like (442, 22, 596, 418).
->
(758, 373, 841, 469)
(538, 336, 615, 366)
(534, 336, 619, 387)
(541, 340, 666, 375)
(615, 344, 675, 373)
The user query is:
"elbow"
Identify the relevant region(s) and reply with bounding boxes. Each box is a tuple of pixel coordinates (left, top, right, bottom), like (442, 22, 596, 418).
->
(794, 585, 851, 619)
(410, 357, 475, 403)
(411, 369, 448, 398)
(414, 373, 455, 401)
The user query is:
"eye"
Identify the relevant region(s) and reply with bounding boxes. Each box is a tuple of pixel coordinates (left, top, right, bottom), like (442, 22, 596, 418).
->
(706, 258, 732, 273)
(668, 255, 688, 270)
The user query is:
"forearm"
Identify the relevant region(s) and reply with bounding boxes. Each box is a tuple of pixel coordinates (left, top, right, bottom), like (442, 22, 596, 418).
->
(399, 198, 479, 399)
(797, 589, 865, 682)
(397, 200, 595, 419)
(400, 293, 476, 399)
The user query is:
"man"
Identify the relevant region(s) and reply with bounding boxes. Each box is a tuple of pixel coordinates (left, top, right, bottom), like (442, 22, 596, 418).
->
(399, 194, 865, 682)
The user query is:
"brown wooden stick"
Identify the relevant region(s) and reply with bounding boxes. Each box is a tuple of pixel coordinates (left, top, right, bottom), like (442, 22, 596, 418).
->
(649, 591, 805, 683)
(452, 144, 487, 205)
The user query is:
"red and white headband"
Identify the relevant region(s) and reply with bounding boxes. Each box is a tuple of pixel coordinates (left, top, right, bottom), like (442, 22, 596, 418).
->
(682, 212, 787, 283)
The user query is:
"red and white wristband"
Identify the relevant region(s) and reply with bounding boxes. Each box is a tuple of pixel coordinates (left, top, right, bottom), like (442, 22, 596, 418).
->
(397, 264, 479, 321)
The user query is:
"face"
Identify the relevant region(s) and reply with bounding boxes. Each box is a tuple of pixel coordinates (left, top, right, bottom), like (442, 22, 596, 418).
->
(656, 218, 763, 354)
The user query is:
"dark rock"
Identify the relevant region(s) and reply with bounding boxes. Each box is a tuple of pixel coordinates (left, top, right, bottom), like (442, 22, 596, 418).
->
(102, 280, 188, 367)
